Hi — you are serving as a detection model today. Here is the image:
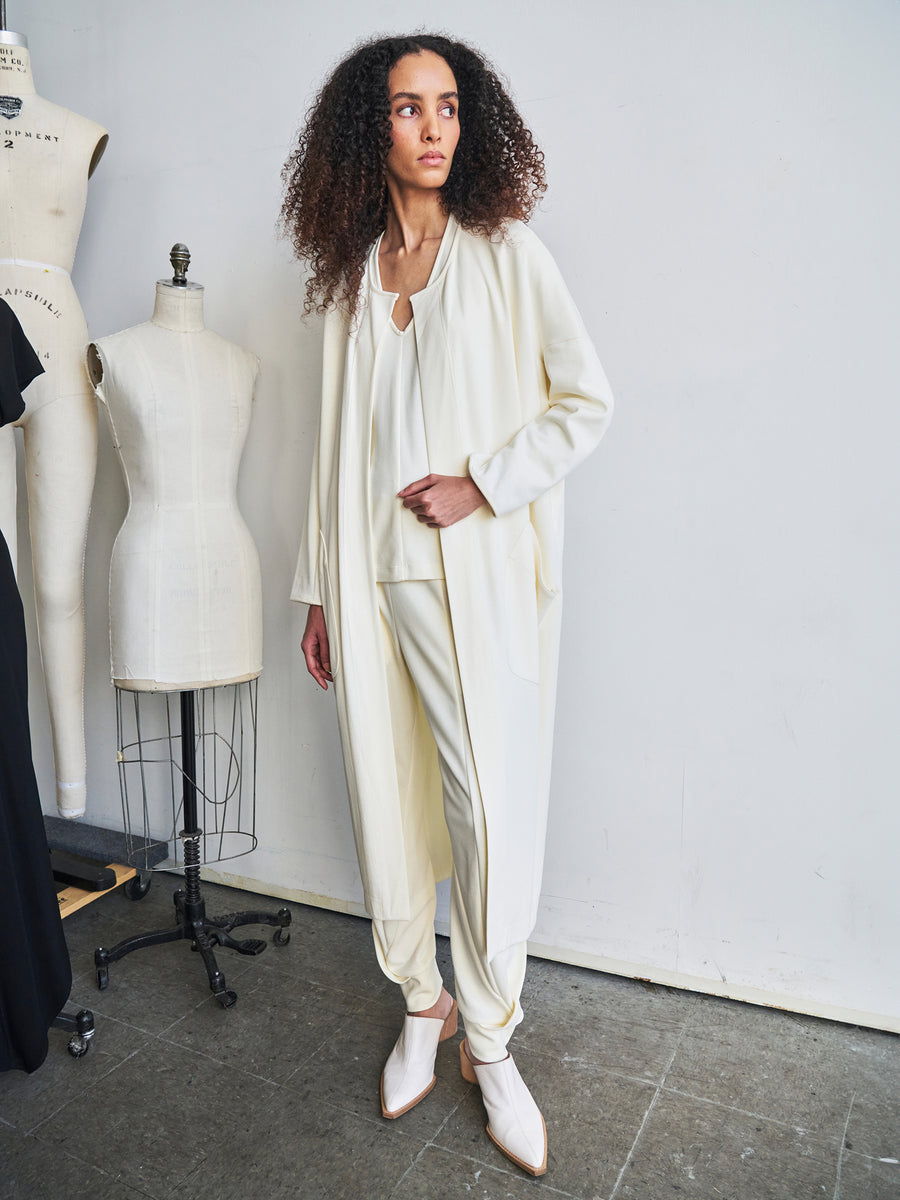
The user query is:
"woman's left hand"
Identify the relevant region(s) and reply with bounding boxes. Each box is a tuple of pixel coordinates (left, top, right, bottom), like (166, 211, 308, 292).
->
(398, 474, 486, 527)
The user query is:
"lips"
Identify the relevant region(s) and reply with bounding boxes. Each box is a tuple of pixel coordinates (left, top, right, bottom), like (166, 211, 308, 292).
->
(418, 153, 445, 165)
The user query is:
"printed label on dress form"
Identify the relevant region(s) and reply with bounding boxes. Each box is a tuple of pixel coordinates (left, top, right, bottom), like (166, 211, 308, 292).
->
(3, 127, 61, 148)
(0, 52, 29, 77)
(1, 287, 63, 320)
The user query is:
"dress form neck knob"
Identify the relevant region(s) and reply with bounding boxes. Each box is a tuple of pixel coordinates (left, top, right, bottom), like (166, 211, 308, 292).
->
(170, 243, 191, 287)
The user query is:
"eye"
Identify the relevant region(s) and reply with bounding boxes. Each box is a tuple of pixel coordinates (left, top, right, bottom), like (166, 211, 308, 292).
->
(395, 103, 417, 117)
(438, 103, 457, 119)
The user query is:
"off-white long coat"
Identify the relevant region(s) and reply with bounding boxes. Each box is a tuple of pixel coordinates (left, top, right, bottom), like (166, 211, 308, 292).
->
(292, 217, 613, 957)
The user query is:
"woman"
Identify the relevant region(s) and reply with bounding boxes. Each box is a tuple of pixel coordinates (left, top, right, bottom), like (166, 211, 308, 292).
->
(282, 33, 613, 1176)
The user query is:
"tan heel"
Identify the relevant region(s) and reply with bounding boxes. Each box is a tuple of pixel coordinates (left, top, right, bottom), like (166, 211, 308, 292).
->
(440, 998, 459, 1042)
(459, 1039, 477, 1083)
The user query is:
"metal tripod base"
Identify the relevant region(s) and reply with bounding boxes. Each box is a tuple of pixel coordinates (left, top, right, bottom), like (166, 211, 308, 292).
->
(94, 831, 291, 1008)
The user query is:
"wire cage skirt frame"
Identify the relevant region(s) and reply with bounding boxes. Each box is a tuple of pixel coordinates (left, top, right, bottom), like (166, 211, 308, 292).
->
(115, 679, 261, 877)
(94, 681, 291, 1008)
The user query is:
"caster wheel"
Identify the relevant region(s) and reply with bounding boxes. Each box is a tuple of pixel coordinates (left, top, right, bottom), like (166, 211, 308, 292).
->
(124, 873, 152, 901)
(68, 1036, 90, 1058)
(273, 927, 291, 946)
(96, 967, 109, 990)
(216, 989, 238, 1009)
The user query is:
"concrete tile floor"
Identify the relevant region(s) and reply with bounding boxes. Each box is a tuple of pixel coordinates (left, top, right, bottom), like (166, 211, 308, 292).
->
(1, 874, 897, 1200)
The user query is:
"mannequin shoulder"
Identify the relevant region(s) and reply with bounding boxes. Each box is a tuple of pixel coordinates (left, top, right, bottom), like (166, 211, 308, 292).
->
(65, 108, 108, 145)
(87, 323, 154, 392)
(203, 328, 251, 353)
(28, 94, 107, 141)
(93, 320, 155, 348)
(204, 329, 259, 374)
(66, 109, 108, 176)
(24, 95, 108, 173)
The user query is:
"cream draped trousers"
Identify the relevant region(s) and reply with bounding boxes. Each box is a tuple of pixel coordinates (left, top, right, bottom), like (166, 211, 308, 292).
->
(371, 578, 527, 1063)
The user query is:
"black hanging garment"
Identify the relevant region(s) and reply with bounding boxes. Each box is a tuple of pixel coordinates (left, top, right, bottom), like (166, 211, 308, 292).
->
(0, 297, 73, 1073)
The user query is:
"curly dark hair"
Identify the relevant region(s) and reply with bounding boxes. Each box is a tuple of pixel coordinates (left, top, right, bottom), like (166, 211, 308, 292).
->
(280, 33, 546, 315)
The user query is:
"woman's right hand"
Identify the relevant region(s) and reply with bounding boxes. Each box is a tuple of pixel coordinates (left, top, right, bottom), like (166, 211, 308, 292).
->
(301, 604, 333, 690)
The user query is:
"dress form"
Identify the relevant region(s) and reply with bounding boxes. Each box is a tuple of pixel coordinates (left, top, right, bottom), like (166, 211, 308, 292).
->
(0, 29, 108, 818)
(88, 247, 263, 690)
(87, 250, 288, 1007)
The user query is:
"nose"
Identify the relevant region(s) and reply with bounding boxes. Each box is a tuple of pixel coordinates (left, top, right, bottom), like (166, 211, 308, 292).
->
(422, 112, 440, 143)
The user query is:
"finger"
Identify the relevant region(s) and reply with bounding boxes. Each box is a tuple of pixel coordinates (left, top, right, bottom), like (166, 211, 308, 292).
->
(397, 475, 435, 498)
(303, 641, 330, 689)
(403, 490, 435, 512)
(310, 659, 332, 690)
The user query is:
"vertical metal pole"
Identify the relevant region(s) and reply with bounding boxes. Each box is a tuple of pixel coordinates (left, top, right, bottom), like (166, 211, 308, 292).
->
(180, 690, 198, 835)
(179, 690, 204, 912)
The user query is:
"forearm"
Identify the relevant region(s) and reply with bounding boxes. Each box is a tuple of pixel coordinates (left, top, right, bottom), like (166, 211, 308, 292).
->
(468, 337, 614, 517)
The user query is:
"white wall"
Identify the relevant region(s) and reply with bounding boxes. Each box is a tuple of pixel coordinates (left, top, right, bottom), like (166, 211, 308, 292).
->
(12, 0, 900, 1030)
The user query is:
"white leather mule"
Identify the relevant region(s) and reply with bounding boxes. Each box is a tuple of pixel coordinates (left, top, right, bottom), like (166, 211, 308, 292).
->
(380, 998, 458, 1118)
(460, 1039, 548, 1176)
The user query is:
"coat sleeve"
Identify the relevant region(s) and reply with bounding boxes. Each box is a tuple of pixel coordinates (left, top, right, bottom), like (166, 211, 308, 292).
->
(467, 233, 614, 518)
(290, 436, 322, 606)
(290, 307, 351, 606)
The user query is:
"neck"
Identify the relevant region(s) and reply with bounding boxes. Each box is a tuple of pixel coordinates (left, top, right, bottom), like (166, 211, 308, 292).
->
(0, 35, 35, 96)
(151, 282, 205, 332)
(383, 186, 448, 253)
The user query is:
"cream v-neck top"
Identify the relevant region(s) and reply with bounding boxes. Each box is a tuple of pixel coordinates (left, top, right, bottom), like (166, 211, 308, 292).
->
(366, 227, 455, 582)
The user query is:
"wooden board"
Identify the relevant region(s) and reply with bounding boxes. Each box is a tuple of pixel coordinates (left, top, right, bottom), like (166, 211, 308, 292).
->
(57, 863, 136, 919)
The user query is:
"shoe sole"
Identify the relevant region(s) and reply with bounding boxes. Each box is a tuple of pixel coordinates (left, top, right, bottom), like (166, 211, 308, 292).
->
(381, 1072, 436, 1119)
(486, 1116, 548, 1176)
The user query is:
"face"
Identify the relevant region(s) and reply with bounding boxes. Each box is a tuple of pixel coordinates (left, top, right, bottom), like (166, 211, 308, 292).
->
(384, 50, 460, 194)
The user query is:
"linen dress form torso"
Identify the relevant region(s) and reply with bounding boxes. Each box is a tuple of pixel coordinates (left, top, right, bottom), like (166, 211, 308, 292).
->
(0, 78, 107, 419)
(0, 41, 108, 816)
(92, 323, 262, 690)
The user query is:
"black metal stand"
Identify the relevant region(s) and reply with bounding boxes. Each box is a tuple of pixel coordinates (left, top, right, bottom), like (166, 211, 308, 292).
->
(94, 691, 291, 1007)
(52, 1007, 95, 1058)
